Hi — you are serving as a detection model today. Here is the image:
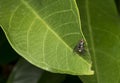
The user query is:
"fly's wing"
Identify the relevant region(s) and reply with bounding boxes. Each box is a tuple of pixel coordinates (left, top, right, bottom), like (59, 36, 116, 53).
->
(73, 43, 86, 55)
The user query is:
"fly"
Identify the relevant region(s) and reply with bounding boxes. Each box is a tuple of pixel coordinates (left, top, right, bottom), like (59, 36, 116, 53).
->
(74, 39, 86, 55)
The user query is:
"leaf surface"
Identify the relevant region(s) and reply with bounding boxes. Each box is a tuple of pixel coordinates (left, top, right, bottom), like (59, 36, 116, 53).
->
(77, 0, 120, 82)
(0, 0, 93, 75)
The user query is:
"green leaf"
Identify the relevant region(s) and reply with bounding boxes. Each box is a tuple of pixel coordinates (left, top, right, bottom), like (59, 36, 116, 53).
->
(7, 59, 42, 83)
(7, 58, 65, 83)
(0, 0, 93, 75)
(77, 0, 120, 83)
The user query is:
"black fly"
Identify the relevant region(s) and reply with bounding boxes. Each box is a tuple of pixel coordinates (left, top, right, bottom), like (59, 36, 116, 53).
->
(74, 39, 86, 55)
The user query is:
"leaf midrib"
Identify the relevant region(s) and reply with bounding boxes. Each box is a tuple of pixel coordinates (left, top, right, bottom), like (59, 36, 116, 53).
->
(86, 0, 99, 82)
(20, 0, 90, 65)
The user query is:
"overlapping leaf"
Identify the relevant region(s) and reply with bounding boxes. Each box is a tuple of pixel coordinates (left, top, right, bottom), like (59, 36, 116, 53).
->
(7, 58, 65, 83)
(77, 0, 120, 82)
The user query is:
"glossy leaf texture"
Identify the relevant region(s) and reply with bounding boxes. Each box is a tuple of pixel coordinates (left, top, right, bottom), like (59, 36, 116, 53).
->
(0, 0, 93, 75)
(77, 0, 120, 83)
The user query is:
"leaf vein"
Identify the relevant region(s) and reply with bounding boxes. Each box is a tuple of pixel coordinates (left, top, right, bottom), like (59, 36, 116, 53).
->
(62, 32, 80, 38)
(55, 42, 59, 69)
(27, 18, 37, 54)
(21, 0, 90, 66)
(39, 0, 60, 12)
(55, 22, 76, 30)
(86, 0, 99, 82)
(43, 9, 72, 19)
(43, 30, 48, 65)
(9, 4, 21, 29)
